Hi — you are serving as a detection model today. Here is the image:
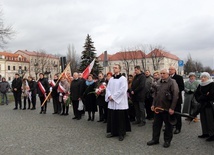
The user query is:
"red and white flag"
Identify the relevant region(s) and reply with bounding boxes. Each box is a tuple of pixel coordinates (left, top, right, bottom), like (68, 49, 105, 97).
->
(38, 81, 46, 98)
(82, 59, 95, 79)
(57, 83, 66, 93)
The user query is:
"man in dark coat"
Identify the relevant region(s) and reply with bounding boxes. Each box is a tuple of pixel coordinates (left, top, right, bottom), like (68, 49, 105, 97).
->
(131, 66, 146, 126)
(12, 73, 22, 110)
(169, 66, 184, 134)
(70, 72, 82, 120)
(50, 74, 60, 114)
(28, 76, 37, 110)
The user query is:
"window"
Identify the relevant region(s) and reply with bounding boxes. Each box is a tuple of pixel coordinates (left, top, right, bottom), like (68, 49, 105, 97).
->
(24, 66, 27, 71)
(8, 66, 10, 70)
(13, 66, 15, 70)
(8, 77, 11, 81)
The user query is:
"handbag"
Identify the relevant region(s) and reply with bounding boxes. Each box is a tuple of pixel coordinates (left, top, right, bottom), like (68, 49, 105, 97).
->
(78, 100, 84, 111)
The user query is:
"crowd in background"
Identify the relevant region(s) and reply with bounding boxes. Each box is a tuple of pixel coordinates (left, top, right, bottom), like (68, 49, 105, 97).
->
(0, 65, 214, 145)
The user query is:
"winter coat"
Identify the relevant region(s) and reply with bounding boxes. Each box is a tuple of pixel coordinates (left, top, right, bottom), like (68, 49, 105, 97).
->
(0, 81, 10, 93)
(131, 72, 146, 102)
(12, 78, 22, 92)
(37, 78, 50, 97)
(70, 78, 82, 101)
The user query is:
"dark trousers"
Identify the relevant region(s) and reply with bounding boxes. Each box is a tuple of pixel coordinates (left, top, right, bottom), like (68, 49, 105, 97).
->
(52, 96, 59, 113)
(174, 104, 182, 130)
(40, 96, 47, 112)
(62, 104, 69, 114)
(98, 105, 108, 121)
(152, 112, 173, 142)
(72, 100, 81, 118)
(200, 106, 214, 136)
(128, 103, 136, 121)
(133, 101, 146, 123)
(31, 95, 36, 109)
(23, 96, 31, 109)
(13, 91, 22, 109)
(145, 97, 154, 119)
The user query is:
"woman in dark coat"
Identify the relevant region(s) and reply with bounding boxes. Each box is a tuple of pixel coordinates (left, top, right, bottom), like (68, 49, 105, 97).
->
(83, 74, 97, 121)
(194, 72, 214, 141)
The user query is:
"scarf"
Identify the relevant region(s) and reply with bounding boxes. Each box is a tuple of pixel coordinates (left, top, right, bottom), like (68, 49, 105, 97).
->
(200, 79, 213, 86)
(86, 80, 94, 86)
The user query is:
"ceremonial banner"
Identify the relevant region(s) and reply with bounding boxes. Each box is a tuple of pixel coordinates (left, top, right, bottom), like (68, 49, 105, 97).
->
(41, 62, 71, 107)
(82, 59, 95, 79)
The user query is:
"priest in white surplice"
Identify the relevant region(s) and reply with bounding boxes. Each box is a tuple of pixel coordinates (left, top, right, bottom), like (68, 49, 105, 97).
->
(105, 64, 131, 141)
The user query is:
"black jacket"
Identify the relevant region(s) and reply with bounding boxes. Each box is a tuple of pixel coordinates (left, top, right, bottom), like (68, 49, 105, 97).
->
(12, 78, 22, 92)
(131, 72, 146, 102)
(28, 80, 37, 96)
(37, 78, 50, 97)
(171, 74, 184, 104)
(51, 79, 59, 97)
(70, 78, 82, 101)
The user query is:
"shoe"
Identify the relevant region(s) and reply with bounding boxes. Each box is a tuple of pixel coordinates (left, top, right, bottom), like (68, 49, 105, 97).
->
(60, 113, 65, 116)
(40, 111, 43, 114)
(138, 122, 146, 127)
(103, 120, 107, 123)
(64, 113, 69, 116)
(106, 134, 115, 138)
(119, 136, 124, 141)
(28, 107, 30, 110)
(163, 141, 170, 148)
(31, 108, 36, 110)
(72, 117, 77, 119)
(88, 118, 91, 121)
(22, 108, 26, 110)
(174, 129, 180, 134)
(43, 111, 46, 114)
(77, 117, 81, 120)
(198, 134, 209, 138)
(13, 108, 18, 110)
(52, 112, 57, 114)
(132, 121, 141, 125)
(206, 136, 214, 141)
(97, 120, 104, 122)
(147, 140, 159, 146)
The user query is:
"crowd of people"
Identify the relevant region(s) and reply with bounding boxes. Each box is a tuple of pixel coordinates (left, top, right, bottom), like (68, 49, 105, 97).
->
(0, 64, 214, 147)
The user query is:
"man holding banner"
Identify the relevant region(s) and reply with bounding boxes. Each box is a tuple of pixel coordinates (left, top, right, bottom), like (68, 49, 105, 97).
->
(37, 73, 50, 114)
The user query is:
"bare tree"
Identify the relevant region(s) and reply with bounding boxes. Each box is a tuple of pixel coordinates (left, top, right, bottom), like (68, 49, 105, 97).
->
(67, 44, 80, 73)
(34, 50, 50, 79)
(149, 45, 165, 71)
(0, 9, 15, 48)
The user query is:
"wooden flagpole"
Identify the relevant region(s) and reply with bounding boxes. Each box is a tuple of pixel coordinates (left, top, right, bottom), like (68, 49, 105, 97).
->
(41, 62, 71, 107)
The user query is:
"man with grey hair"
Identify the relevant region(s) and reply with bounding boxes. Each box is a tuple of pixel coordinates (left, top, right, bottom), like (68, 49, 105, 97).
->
(147, 68, 179, 148)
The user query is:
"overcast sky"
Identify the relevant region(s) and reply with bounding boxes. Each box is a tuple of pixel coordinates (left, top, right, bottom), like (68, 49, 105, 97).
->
(1, 0, 214, 68)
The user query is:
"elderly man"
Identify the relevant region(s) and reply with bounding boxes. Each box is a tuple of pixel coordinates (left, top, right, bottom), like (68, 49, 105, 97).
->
(169, 66, 184, 134)
(105, 64, 131, 141)
(147, 68, 179, 148)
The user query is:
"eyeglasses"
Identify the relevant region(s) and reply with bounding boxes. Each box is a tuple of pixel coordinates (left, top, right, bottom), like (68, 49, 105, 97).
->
(160, 73, 166, 74)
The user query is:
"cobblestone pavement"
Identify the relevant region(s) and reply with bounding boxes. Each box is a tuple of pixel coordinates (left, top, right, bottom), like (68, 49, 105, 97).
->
(0, 100, 213, 155)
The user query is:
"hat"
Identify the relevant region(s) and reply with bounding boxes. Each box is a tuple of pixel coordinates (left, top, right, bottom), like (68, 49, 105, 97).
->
(200, 72, 211, 79)
(188, 72, 196, 78)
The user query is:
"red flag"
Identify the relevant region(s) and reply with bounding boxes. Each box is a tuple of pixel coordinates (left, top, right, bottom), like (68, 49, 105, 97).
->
(82, 59, 95, 79)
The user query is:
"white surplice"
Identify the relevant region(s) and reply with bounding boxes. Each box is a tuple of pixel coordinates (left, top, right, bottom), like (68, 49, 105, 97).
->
(105, 76, 128, 110)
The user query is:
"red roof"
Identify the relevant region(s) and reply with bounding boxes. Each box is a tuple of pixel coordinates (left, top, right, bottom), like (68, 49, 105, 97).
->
(15, 50, 59, 59)
(98, 49, 179, 61)
(147, 49, 180, 60)
(0, 51, 29, 62)
(98, 50, 146, 61)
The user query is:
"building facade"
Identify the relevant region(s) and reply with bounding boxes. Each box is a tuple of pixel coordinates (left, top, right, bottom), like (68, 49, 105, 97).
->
(15, 50, 60, 80)
(98, 49, 180, 76)
(0, 52, 29, 81)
